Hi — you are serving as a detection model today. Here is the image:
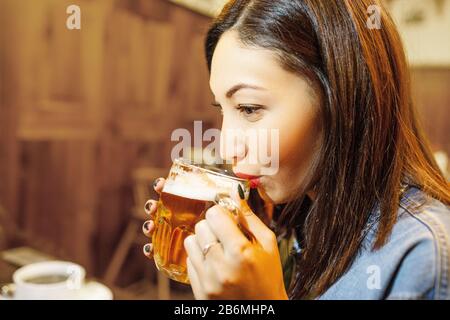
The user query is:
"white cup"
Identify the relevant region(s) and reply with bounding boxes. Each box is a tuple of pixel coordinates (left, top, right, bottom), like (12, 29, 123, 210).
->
(7, 261, 85, 300)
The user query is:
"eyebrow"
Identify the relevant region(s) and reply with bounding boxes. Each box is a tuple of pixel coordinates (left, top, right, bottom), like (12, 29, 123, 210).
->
(225, 83, 266, 98)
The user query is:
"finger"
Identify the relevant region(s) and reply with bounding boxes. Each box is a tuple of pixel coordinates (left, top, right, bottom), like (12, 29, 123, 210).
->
(186, 257, 206, 300)
(184, 235, 207, 276)
(142, 220, 155, 237)
(144, 199, 158, 218)
(205, 205, 249, 255)
(194, 220, 224, 264)
(143, 243, 153, 260)
(185, 237, 220, 299)
(152, 177, 165, 194)
(231, 187, 275, 250)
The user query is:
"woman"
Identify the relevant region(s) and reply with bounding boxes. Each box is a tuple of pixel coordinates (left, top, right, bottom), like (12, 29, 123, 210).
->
(142, 0, 450, 299)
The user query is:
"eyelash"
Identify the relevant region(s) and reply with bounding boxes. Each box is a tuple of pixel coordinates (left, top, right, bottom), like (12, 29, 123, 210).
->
(211, 103, 263, 117)
(237, 105, 263, 115)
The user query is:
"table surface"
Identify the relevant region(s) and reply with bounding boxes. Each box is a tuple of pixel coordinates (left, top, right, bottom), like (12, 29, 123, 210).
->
(0, 258, 123, 299)
(0, 258, 16, 285)
(0, 248, 194, 300)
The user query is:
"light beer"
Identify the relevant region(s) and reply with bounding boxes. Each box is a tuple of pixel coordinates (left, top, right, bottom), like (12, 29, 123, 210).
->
(151, 158, 249, 284)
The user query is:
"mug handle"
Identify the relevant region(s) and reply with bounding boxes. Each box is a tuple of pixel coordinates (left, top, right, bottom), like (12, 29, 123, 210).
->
(214, 193, 258, 243)
(66, 266, 84, 290)
(0, 283, 15, 300)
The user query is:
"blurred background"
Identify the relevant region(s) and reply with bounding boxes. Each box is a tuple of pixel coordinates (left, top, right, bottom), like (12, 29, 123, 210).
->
(0, 0, 449, 299)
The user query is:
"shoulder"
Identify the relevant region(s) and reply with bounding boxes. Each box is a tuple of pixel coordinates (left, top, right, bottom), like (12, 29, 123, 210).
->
(318, 186, 450, 300)
(385, 186, 450, 299)
(398, 186, 450, 232)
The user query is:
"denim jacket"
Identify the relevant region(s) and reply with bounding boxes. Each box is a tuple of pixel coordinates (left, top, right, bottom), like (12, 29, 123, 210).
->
(278, 185, 450, 300)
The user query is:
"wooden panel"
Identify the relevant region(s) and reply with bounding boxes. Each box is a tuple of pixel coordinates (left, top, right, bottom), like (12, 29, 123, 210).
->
(411, 68, 450, 155)
(0, 0, 25, 224)
(0, 0, 216, 280)
(93, 1, 217, 276)
(17, 141, 98, 271)
(103, 2, 215, 141)
(103, 9, 176, 140)
(165, 6, 214, 121)
(13, 0, 111, 140)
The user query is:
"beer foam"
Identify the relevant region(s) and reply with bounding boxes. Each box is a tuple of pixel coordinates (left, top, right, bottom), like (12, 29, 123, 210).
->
(163, 183, 218, 202)
(163, 170, 239, 201)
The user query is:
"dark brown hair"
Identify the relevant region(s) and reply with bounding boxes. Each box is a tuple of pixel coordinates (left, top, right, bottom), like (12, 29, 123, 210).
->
(205, 0, 450, 299)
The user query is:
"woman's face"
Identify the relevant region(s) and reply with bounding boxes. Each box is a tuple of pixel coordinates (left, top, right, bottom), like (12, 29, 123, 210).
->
(210, 31, 322, 204)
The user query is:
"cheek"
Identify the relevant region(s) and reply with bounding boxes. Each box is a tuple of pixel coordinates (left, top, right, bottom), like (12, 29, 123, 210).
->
(278, 112, 319, 166)
(262, 124, 320, 203)
(248, 107, 320, 177)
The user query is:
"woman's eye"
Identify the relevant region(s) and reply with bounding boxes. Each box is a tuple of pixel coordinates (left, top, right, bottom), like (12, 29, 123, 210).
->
(237, 104, 264, 121)
(240, 106, 256, 114)
(211, 102, 264, 121)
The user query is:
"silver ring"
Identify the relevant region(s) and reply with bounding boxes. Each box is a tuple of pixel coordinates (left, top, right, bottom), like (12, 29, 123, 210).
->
(202, 241, 220, 257)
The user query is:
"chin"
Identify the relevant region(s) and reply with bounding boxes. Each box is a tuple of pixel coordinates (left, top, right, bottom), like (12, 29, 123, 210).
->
(257, 176, 304, 204)
(256, 184, 290, 205)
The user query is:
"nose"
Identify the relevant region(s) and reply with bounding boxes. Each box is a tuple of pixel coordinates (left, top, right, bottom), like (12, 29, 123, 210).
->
(219, 121, 247, 165)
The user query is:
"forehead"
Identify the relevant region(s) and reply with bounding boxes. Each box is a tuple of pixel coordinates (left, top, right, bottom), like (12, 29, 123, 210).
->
(209, 31, 289, 95)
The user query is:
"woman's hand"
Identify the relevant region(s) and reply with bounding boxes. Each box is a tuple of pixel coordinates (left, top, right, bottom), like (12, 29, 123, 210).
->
(142, 178, 288, 300)
(184, 192, 288, 300)
(142, 178, 165, 258)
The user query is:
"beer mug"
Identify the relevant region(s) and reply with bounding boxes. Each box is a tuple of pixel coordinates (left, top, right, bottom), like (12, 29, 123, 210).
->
(151, 158, 251, 284)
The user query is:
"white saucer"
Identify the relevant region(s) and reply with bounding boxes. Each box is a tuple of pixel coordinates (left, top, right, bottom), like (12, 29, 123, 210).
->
(74, 281, 113, 300)
(0, 281, 113, 300)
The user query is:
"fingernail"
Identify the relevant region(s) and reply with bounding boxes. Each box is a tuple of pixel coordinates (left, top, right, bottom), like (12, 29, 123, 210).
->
(238, 184, 245, 200)
(144, 200, 154, 214)
(143, 221, 151, 232)
(153, 178, 161, 188)
(143, 243, 153, 254)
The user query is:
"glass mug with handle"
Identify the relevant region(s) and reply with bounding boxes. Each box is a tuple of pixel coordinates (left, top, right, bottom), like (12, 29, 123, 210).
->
(151, 158, 254, 284)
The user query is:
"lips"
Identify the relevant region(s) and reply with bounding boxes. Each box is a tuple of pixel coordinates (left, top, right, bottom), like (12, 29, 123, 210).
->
(234, 172, 260, 180)
(234, 172, 262, 189)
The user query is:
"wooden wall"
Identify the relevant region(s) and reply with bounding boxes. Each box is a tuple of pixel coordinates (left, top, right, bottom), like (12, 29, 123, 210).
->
(0, 0, 218, 276)
(0, 0, 448, 279)
(411, 68, 450, 155)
